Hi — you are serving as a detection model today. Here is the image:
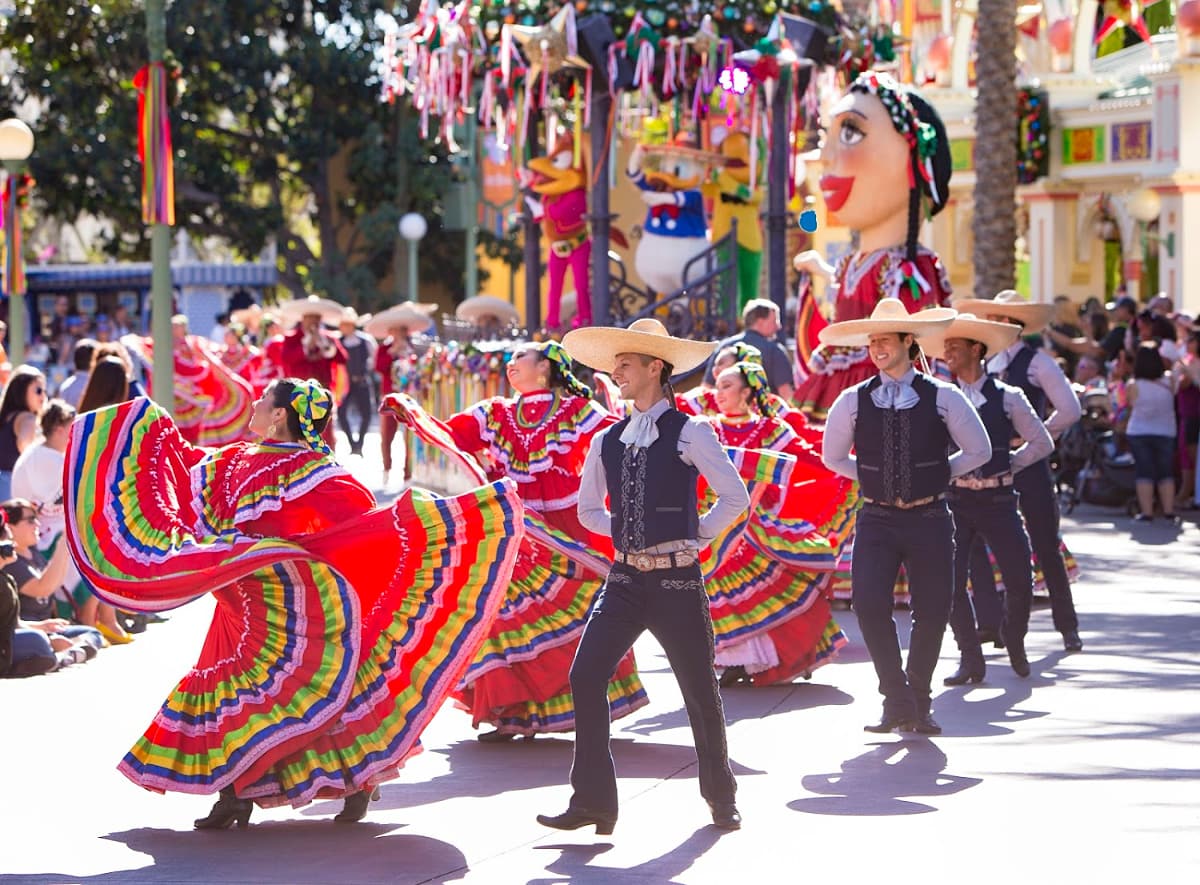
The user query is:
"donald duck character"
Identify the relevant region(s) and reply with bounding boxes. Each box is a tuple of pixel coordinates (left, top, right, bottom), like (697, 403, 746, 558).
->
(701, 128, 764, 311)
(526, 132, 591, 330)
(627, 131, 717, 296)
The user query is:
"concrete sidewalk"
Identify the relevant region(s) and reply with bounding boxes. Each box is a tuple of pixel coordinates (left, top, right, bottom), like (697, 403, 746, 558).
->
(2, 457, 1197, 882)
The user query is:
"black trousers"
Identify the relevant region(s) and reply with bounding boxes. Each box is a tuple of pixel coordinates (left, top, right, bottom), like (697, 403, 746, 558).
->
(338, 378, 373, 450)
(852, 502, 954, 720)
(968, 459, 1079, 634)
(947, 488, 1033, 667)
(567, 562, 735, 816)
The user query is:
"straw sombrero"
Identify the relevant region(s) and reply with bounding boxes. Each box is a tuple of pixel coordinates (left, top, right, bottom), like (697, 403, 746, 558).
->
(276, 295, 345, 326)
(563, 317, 717, 375)
(818, 300, 957, 348)
(364, 302, 438, 339)
(456, 294, 521, 326)
(918, 313, 1022, 359)
(642, 130, 724, 165)
(337, 306, 372, 327)
(952, 290, 1054, 334)
(230, 303, 264, 335)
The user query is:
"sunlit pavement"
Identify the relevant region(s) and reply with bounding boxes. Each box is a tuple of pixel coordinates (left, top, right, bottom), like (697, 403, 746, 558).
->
(3, 431, 1197, 883)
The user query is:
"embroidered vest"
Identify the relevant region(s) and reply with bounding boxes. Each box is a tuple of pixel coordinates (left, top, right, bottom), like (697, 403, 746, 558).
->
(968, 377, 1014, 478)
(601, 409, 699, 552)
(854, 374, 951, 502)
(1001, 345, 1046, 419)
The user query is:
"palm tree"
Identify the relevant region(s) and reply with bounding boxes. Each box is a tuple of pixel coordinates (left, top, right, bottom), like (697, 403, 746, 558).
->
(971, 0, 1018, 299)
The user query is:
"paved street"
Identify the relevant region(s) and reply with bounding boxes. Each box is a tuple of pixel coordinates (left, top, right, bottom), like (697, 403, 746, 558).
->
(3, 435, 1198, 884)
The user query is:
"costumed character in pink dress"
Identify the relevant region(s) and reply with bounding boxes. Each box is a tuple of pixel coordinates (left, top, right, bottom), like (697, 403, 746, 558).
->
(381, 342, 648, 740)
(793, 71, 954, 421)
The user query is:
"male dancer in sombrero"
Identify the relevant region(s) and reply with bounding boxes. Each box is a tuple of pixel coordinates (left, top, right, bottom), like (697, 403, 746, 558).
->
(820, 301, 991, 735)
(538, 318, 751, 834)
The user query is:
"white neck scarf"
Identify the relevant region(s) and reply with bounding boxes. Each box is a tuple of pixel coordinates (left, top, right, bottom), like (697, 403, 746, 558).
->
(620, 409, 660, 449)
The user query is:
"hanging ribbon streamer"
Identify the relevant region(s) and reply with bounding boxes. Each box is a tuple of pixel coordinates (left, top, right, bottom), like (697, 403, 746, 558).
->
(134, 62, 175, 226)
(2, 176, 26, 301)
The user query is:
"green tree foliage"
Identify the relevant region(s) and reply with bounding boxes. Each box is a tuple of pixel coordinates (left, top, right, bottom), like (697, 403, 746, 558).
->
(0, 0, 475, 308)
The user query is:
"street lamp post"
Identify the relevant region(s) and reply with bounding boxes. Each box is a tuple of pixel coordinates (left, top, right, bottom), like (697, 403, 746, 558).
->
(398, 212, 427, 303)
(0, 117, 34, 366)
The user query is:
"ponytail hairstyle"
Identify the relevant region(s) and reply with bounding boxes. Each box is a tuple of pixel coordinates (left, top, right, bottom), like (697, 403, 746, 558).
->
(732, 360, 780, 417)
(273, 378, 334, 455)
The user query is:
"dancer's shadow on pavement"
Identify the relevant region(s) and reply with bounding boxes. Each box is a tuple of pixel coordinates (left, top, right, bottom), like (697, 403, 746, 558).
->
(527, 824, 726, 885)
(789, 739, 981, 816)
(624, 682, 854, 735)
(0, 824, 469, 885)
(362, 737, 764, 814)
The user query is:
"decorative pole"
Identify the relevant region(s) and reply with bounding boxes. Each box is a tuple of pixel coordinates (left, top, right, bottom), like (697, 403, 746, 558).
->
(522, 111, 542, 331)
(589, 84, 613, 326)
(144, 0, 175, 414)
(766, 66, 792, 318)
(0, 117, 33, 365)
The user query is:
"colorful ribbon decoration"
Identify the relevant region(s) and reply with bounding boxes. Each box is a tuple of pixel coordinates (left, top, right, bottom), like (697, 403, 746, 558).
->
(134, 62, 176, 226)
(540, 341, 591, 400)
(2, 175, 25, 300)
(288, 380, 334, 456)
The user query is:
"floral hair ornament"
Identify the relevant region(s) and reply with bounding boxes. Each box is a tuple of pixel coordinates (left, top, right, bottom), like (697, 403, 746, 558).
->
(733, 360, 780, 417)
(850, 71, 940, 208)
(539, 341, 592, 399)
(288, 380, 334, 455)
(731, 342, 764, 365)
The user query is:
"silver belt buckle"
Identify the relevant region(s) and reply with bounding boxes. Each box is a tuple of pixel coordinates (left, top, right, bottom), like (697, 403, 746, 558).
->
(633, 553, 655, 572)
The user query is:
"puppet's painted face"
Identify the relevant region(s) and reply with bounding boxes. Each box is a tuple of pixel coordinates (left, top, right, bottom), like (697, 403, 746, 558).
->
(819, 90, 912, 233)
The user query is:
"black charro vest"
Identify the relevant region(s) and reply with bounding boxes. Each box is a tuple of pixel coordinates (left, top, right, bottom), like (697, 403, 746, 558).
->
(967, 376, 1013, 478)
(601, 408, 699, 552)
(1001, 344, 1046, 419)
(854, 373, 951, 503)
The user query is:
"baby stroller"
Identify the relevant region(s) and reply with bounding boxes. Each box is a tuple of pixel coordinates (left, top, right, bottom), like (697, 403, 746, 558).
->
(1055, 385, 1138, 514)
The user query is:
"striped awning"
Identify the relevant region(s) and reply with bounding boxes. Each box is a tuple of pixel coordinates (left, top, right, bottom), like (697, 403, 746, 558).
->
(25, 261, 277, 293)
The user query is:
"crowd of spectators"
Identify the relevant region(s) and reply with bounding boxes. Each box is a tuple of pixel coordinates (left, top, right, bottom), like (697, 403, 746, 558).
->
(1043, 291, 1200, 521)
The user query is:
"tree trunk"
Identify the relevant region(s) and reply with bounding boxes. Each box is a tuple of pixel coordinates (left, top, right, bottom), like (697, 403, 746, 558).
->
(971, 0, 1018, 299)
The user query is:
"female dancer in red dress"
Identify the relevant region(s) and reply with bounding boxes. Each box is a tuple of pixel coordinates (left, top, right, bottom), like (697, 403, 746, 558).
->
(219, 322, 266, 396)
(383, 342, 647, 740)
(65, 379, 523, 827)
(793, 71, 954, 421)
(703, 361, 854, 685)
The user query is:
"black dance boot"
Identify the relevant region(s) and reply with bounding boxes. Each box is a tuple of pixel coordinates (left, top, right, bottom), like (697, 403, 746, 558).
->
(335, 786, 381, 823)
(536, 808, 617, 835)
(943, 658, 986, 686)
(194, 787, 253, 830)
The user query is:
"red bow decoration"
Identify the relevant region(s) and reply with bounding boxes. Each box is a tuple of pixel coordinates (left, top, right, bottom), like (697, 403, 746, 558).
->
(650, 204, 681, 221)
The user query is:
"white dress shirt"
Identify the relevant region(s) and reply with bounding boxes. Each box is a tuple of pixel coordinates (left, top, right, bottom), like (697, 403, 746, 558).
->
(957, 375, 1054, 474)
(822, 368, 992, 482)
(578, 397, 750, 550)
(987, 342, 1082, 440)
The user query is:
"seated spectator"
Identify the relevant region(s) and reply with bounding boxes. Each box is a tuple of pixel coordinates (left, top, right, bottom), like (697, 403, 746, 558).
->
(56, 337, 98, 408)
(90, 341, 147, 399)
(12, 400, 131, 643)
(0, 510, 97, 676)
(0, 366, 49, 501)
(0, 501, 102, 671)
(78, 356, 133, 414)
